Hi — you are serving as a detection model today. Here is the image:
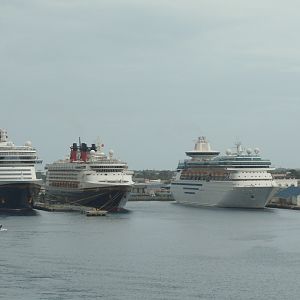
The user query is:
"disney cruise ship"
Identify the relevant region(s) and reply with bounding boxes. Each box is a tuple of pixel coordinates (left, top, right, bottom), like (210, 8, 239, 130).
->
(170, 136, 279, 208)
(0, 129, 42, 212)
(45, 140, 134, 211)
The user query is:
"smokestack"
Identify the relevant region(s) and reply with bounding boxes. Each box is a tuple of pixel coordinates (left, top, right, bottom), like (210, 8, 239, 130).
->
(70, 143, 78, 162)
(80, 143, 88, 162)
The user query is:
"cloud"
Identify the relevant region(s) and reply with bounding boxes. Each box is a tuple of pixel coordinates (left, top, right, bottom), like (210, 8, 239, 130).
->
(1, 0, 300, 168)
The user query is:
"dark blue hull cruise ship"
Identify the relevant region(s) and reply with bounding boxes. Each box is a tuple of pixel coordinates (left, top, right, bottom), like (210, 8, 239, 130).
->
(45, 140, 133, 212)
(0, 182, 40, 212)
(0, 129, 42, 213)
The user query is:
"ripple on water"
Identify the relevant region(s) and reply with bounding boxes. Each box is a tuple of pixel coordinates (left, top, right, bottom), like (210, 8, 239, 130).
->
(1, 203, 300, 299)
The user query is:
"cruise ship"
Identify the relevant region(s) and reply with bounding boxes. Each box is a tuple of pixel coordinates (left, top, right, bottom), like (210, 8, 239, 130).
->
(170, 136, 280, 208)
(0, 129, 42, 212)
(45, 140, 134, 211)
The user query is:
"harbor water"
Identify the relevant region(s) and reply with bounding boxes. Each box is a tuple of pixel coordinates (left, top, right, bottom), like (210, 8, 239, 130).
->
(1, 202, 300, 299)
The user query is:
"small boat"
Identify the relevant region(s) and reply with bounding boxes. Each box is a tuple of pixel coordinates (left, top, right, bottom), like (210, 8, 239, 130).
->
(85, 209, 107, 216)
(0, 225, 7, 232)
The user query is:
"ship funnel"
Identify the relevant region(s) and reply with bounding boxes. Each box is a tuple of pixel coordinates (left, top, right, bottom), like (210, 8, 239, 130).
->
(185, 136, 220, 160)
(70, 143, 78, 162)
(194, 136, 211, 152)
(80, 143, 88, 162)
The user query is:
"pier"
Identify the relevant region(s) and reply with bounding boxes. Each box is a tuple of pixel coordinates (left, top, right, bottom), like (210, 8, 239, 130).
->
(34, 202, 107, 216)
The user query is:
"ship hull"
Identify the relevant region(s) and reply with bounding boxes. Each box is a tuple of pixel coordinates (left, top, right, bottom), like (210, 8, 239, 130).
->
(0, 182, 41, 213)
(45, 185, 131, 212)
(171, 180, 277, 208)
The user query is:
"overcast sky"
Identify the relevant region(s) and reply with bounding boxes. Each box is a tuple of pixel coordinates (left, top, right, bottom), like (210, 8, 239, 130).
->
(1, 0, 299, 170)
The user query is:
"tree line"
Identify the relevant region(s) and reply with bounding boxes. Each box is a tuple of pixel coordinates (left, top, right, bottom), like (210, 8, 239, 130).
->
(133, 170, 175, 182)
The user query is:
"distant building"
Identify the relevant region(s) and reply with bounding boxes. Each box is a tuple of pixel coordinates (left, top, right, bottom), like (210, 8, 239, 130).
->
(129, 181, 173, 201)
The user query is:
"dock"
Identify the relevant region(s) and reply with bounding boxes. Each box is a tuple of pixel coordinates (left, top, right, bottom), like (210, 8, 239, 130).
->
(34, 202, 107, 216)
(266, 203, 300, 210)
(128, 193, 174, 202)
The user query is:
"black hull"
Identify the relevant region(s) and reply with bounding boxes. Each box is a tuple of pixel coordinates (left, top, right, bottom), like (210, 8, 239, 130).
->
(45, 186, 130, 212)
(0, 183, 41, 213)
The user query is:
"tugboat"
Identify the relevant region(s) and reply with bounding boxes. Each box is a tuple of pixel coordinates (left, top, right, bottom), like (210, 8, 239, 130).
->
(45, 139, 134, 212)
(0, 129, 42, 213)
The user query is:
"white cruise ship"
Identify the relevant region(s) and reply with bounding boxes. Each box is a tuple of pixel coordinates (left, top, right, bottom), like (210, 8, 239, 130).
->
(45, 140, 134, 211)
(0, 129, 42, 212)
(170, 136, 281, 208)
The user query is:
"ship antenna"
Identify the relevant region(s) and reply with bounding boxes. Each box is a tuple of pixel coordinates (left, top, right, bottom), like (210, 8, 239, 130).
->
(79, 137, 81, 146)
(235, 141, 243, 155)
(96, 136, 102, 151)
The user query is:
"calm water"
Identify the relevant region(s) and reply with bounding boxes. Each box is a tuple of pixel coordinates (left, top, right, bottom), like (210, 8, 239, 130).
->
(1, 202, 300, 300)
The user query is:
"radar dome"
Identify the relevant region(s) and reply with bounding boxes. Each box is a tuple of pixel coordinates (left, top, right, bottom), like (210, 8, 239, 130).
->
(25, 141, 32, 147)
(254, 148, 260, 155)
(246, 148, 252, 155)
(90, 150, 96, 156)
(226, 149, 232, 155)
(109, 150, 114, 156)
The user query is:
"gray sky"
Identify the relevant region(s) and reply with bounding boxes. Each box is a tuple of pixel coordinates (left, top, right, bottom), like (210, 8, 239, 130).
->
(1, 0, 299, 169)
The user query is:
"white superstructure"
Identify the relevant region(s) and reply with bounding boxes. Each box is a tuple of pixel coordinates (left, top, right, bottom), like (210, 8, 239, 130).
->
(0, 129, 42, 185)
(45, 140, 134, 210)
(171, 136, 287, 208)
(0, 128, 42, 211)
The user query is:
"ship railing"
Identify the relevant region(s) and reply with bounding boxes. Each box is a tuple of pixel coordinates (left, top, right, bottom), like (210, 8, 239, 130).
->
(0, 146, 37, 151)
